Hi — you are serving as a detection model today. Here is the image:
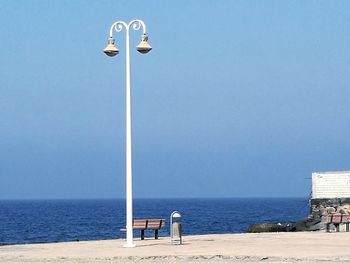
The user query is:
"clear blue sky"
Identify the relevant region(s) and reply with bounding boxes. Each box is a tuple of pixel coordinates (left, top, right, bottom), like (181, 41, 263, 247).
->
(1, 0, 350, 199)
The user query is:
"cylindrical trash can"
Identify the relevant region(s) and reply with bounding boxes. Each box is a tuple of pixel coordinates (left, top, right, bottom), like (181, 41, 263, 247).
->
(170, 211, 182, 245)
(172, 222, 182, 244)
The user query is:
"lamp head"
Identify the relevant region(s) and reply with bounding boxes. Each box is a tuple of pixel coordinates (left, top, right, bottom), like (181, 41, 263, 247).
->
(136, 33, 152, 54)
(103, 37, 119, 57)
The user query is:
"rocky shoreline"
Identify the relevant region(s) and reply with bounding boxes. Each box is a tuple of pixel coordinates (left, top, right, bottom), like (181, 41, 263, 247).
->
(247, 198, 350, 233)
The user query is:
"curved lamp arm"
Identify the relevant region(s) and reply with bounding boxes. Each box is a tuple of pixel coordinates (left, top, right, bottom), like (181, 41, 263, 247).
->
(109, 19, 146, 37)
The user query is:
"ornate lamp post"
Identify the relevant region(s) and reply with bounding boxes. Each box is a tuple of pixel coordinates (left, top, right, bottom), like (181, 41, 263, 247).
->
(103, 19, 152, 248)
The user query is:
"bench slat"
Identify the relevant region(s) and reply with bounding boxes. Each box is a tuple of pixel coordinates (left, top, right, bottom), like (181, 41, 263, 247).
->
(134, 222, 147, 226)
(133, 219, 147, 229)
(342, 215, 350, 223)
(327, 215, 332, 223)
(147, 219, 165, 229)
(332, 214, 342, 223)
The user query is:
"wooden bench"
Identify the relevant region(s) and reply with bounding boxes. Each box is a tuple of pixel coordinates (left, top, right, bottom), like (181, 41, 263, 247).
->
(326, 214, 350, 232)
(123, 219, 165, 240)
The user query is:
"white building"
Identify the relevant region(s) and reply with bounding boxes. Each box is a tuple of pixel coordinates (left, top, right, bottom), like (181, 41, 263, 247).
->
(312, 171, 350, 199)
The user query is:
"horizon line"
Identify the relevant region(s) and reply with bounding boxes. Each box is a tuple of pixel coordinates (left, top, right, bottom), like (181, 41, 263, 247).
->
(0, 196, 309, 201)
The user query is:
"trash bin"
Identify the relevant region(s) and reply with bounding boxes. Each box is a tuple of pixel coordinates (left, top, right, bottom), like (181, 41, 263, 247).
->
(170, 211, 182, 245)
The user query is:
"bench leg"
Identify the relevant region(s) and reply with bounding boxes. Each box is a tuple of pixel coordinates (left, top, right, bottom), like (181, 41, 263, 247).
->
(141, 230, 145, 240)
(155, 229, 159, 239)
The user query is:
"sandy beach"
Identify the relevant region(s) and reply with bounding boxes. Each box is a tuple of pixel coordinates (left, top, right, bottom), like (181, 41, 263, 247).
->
(0, 232, 349, 262)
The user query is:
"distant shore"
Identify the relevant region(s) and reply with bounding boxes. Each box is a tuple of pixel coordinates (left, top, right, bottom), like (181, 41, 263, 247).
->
(1, 232, 350, 262)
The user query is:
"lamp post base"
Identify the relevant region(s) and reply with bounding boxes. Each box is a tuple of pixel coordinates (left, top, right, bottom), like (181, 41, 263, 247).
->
(123, 243, 136, 248)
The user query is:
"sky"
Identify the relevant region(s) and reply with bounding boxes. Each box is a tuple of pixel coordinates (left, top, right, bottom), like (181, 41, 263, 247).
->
(0, 0, 350, 199)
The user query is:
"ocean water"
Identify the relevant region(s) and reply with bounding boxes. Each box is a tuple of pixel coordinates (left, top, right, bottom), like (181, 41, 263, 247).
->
(0, 198, 308, 245)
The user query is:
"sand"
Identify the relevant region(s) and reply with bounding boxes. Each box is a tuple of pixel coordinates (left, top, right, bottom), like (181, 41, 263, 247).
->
(0, 232, 349, 262)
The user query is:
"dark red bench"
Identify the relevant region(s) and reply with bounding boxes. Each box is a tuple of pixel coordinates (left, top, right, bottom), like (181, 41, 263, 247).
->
(326, 214, 350, 232)
(124, 219, 165, 240)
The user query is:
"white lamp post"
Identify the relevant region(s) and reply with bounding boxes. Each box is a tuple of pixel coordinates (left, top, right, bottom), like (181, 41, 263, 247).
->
(103, 19, 152, 248)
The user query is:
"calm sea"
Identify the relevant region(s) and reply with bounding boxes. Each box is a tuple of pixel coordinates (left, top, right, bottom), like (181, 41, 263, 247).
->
(0, 198, 308, 245)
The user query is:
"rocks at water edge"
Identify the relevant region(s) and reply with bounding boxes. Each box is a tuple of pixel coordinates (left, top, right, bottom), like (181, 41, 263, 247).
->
(247, 198, 350, 233)
(246, 222, 296, 233)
